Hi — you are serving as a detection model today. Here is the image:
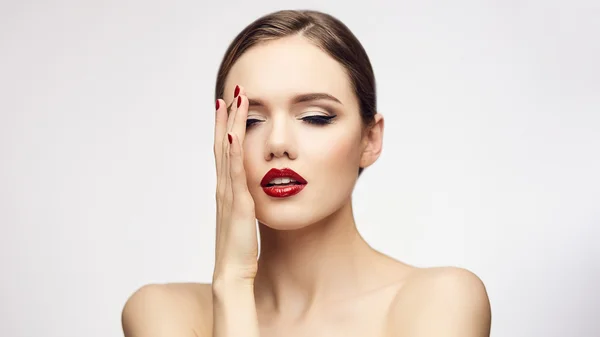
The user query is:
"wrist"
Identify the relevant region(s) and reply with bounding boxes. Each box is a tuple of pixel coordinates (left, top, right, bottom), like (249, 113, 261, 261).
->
(213, 263, 257, 283)
(212, 280, 256, 308)
(212, 271, 255, 297)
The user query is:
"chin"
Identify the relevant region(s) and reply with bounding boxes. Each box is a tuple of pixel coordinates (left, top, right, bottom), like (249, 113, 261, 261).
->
(256, 208, 313, 231)
(254, 200, 328, 231)
(250, 183, 351, 231)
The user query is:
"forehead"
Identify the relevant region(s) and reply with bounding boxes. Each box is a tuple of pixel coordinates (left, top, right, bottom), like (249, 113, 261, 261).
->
(225, 35, 356, 106)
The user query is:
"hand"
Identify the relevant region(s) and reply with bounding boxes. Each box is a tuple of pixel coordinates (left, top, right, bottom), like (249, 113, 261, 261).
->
(213, 85, 258, 284)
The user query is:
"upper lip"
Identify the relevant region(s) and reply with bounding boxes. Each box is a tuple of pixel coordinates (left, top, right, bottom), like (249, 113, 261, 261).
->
(260, 168, 307, 187)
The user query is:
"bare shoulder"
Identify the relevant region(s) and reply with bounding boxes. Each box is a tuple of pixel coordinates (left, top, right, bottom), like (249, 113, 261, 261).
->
(386, 266, 491, 337)
(121, 282, 213, 337)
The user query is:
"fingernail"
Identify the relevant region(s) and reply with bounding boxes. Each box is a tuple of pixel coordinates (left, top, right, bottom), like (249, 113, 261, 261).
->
(215, 99, 220, 110)
(237, 96, 242, 108)
(234, 85, 240, 98)
(227, 133, 232, 144)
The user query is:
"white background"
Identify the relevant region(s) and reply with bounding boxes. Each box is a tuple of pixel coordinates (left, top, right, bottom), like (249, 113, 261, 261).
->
(1, 0, 599, 336)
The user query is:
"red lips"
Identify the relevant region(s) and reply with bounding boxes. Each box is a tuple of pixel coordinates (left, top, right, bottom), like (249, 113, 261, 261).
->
(260, 168, 307, 198)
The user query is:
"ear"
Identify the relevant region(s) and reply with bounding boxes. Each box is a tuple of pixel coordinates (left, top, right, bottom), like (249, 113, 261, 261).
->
(360, 113, 384, 169)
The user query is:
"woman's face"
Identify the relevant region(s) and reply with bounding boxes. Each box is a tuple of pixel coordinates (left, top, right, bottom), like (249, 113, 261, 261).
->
(223, 35, 380, 230)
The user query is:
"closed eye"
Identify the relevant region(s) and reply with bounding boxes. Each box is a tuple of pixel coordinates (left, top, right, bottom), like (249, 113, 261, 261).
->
(246, 118, 262, 128)
(245, 115, 337, 129)
(301, 115, 336, 125)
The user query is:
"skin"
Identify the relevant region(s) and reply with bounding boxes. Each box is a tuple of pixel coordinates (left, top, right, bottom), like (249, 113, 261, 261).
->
(121, 35, 491, 337)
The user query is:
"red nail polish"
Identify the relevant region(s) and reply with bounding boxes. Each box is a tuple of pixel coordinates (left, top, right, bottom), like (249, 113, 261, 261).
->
(237, 96, 241, 108)
(227, 133, 232, 144)
(216, 100, 220, 110)
(234, 85, 240, 98)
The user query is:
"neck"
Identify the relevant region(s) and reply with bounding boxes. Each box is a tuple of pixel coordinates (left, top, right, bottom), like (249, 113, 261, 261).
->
(253, 199, 383, 318)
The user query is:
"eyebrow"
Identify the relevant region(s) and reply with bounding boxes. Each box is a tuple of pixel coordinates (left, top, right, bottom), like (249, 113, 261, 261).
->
(248, 92, 342, 108)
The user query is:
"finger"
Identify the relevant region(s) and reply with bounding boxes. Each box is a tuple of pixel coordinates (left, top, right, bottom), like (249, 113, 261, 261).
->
(227, 85, 246, 132)
(217, 142, 232, 251)
(228, 132, 253, 212)
(214, 99, 227, 174)
(216, 135, 230, 244)
(219, 129, 231, 205)
(231, 94, 248, 146)
(221, 84, 241, 175)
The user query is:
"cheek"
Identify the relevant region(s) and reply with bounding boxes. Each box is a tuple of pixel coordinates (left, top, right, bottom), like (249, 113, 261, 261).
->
(310, 132, 361, 174)
(240, 125, 362, 186)
(310, 138, 358, 183)
(307, 132, 361, 215)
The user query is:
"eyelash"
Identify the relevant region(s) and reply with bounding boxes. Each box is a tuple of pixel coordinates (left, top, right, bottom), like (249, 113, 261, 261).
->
(246, 115, 336, 128)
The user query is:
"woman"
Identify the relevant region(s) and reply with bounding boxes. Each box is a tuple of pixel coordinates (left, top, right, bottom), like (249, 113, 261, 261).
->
(122, 9, 491, 337)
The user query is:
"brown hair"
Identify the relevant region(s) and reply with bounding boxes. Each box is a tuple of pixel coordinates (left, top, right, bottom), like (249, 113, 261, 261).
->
(214, 9, 377, 175)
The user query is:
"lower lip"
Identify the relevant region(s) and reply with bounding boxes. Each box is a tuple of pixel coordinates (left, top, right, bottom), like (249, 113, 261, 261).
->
(262, 184, 306, 198)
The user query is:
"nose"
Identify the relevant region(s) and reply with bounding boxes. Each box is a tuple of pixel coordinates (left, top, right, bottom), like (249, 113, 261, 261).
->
(264, 115, 297, 161)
